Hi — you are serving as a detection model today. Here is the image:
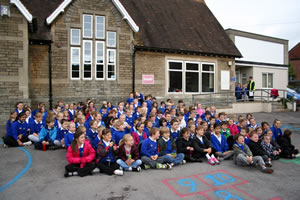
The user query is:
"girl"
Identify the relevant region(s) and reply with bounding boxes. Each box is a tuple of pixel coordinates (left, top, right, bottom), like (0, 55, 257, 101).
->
(96, 129, 123, 176)
(270, 119, 282, 141)
(192, 126, 219, 165)
(195, 103, 205, 116)
(159, 118, 167, 128)
(28, 112, 44, 143)
(117, 134, 142, 172)
(131, 122, 147, 146)
(189, 124, 196, 139)
(5, 111, 17, 144)
(261, 121, 270, 134)
(227, 118, 239, 136)
(112, 120, 126, 146)
(277, 129, 299, 159)
(54, 112, 64, 130)
(65, 122, 76, 149)
(65, 126, 96, 177)
(4, 112, 31, 147)
(15, 102, 24, 114)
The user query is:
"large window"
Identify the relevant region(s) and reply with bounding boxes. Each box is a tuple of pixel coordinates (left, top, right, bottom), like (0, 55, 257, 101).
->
(262, 73, 273, 88)
(168, 61, 215, 94)
(69, 15, 117, 80)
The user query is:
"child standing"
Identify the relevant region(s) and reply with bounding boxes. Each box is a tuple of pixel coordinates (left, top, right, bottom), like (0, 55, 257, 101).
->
(117, 134, 142, 172)
(192, 126, 219, 165)
(277, 129, 299, 159)
(233, 134, 273, 173)
(65, 122, 76, 149)
(158, 127, 185, 167)
(65, 127, 96, 177)
(211, 124, 233, 160)
(34, 117, 57, 150)
(140, 127, 171, 169)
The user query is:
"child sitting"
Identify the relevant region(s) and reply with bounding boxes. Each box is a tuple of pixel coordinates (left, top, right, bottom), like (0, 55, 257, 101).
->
(211, 124, 233, 160)
(277, 129, 299, 159)
(227, 118, 239, 136)
(112, 120, 126, 146)
(261, 135, 280, 160)
(140, 127, 171, 169)
(34, 117, 57, 150)
(65, 126, 96, 177)
(170, 119, 180, 140)
(87, 120, 98, 142)
(270, 119, 282, 141)
(65, 122, 76, 149)
(54, 119, 69, 148)
(131, 122, 147, 146)
(233, 134, 273, 173)
(91, 126, 105, 151)
(192, 125, 219, 165)
(116, 134, 142, 172)
(220, 122, 231, 139)
(189, 124, 196, 139)
(158, 127, 185, 167)
(28, 112, 44, 143)
(96, 128, 123, 176)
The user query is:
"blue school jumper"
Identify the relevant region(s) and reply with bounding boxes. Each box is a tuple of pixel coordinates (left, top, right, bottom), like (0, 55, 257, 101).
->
(6, 120, 13, 138)
(56, 128, 68, 141)
(91, 136, 101, 151)
(170, 129, 180, 140)
(39, 127, 57, 142)
(15, 109, 24, 115)
(211, 134, 229, 153)
(165, 138, 176, 154)
(117, 109, 124, 118)
(127, 97, 134, 104)
(158, 106, 165, 114)
(112, 129, 126, 145)
(64, 131, 74, 148)
(244, 137, 250, 145)
(42, 111, 48, 126)
(270, 126, 282, 141)
(99, 108, 108, 119)
(68, 109, 75, 121)
(144, 127, 150, 137)
(8, 120, 28, 140)
(29, 120, 44, 134)
(133, 112, 141, 120)
(87, 128, 98, 141)
(54, 119, 61, 130)
(100, 140, 115, 162)
(140, 138, 158, 157)
(126, 115, 134, 127)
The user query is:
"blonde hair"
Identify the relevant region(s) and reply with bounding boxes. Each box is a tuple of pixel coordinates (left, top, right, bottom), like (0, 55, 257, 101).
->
(119, 134, 133, 146)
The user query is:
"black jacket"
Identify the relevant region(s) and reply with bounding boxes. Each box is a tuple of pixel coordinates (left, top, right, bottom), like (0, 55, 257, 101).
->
(192, 135, 211, 158)
(248, 140, 268, 157)
(176, 137, 193, 156)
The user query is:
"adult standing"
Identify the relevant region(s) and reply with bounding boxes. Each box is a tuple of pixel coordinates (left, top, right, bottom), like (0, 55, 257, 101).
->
(247, 76, 255, 101)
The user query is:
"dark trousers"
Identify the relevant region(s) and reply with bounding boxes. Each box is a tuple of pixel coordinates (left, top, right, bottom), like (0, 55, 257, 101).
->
(3, 135, 29, 147)
(280, 149, 299, 159)
(34, 140, 55, 150)
(96, 161, 120, 176)
(65, 163, 96, 177)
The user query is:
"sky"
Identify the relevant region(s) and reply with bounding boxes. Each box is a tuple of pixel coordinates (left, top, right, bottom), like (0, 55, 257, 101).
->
(205, 0, 300, 50)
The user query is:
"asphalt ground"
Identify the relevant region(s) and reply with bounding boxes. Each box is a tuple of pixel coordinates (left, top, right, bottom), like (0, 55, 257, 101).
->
(0, 111, 300, 200)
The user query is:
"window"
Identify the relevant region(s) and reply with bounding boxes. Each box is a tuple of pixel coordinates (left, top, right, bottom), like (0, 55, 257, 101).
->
(107, 49, 116, 80)
(168, 61, 183, 92)
(241, 73, 247, 84)
(186, 62, 199, 93)
(70, 29, 80, 45)
(70, 47, 80, 79)
(83, 14, 93, 38)
(202, 63, 215, 93)
(96, 16, 105, 39)
(83, 40, 92, 80)
(107, 31, 116, 47)
(262, 73, 273, 88)
(96, 41, 105, 79)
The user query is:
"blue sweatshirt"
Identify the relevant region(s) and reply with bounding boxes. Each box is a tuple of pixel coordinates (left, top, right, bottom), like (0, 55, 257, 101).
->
(170, 129, 179, 140)
(141, 138, 158, 157)
(6, 120, 13, 138)
(165, 139, 176, 154)
(56, 128, 68, 141)
(100, 140, 115, 162)
(211, 134, 228, 153)
(39, 127, 57, 142)
(8, 120, 28, 141)
(270, 126, 282, 141)
(91, 136, 101, 151)
(144, 127, 150, 137)
(112, 129, 126, 145)
(87, 128, 98, 141)
(29, 120, 44, 135)
(64, 131, 74, 148)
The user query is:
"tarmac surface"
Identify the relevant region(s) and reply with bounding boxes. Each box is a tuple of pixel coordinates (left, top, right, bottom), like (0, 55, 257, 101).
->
(0, 111, 300, 200)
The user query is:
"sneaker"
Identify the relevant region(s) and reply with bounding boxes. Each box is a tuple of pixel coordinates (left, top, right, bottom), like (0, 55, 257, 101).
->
(213, 157, 220, 165)
(49, 145, 61, 150)
(3, 144, 8, 148)
(295, 154, 300, 158)
(119, 166, 123, 170)
(180, 160, 187, 165)
(132, 166, 142, 172)
(114, 169, 124, 176)
(166, 163, 172, 170)
(266, 161, 272, 168)
(144, 164, 151, 170)
(92, 168, 100, 173)
(208, 158, 215, 166)
(156, 163, 164, 169)
(72, 171, 78, 176)
(128, 167, 133, 171)
(23, 141, 32, 146)
(261, 167, 274, 174)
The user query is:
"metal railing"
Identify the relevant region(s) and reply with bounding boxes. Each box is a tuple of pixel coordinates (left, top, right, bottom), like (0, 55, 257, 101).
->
(192, 89, 296, 112)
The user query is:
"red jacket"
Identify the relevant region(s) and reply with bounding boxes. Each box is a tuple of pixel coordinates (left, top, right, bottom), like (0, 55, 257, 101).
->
(131, 131, 147, 146)
(118, 143, 140, 161)
(227, 124, 239, 136)
(66, 140, 95, 168)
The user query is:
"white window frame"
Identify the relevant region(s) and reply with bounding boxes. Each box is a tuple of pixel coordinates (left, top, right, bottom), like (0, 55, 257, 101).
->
(70, 47, 81, 80)
(107, 49, 116, 80)
(83, 14, 93, 38)
(83, 40, 93, 80)
(201, 62, 215, 94)
(262, 72, 273, 89)
(70, 29, 81, 45)
(107, 31, 116, 47)
(167, 60, 184, 94)
(96, 16, 105, 39)
(95, 41, 105, 80)
(185, 61, 200, 94)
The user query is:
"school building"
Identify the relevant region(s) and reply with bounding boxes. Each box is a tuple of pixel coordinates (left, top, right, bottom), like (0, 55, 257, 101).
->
(0, 0, 243, 123)
(226, 29, 289, 91)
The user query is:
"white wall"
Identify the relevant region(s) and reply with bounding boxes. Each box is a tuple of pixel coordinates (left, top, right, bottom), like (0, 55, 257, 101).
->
(235, 36, 284, 65)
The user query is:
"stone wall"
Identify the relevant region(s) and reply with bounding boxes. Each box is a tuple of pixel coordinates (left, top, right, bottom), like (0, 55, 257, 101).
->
(0, 0, 29, 127)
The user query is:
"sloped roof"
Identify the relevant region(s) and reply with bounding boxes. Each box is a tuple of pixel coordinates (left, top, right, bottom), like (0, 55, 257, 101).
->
(289, 42, 300, 60)
(121, 0, 242, 57)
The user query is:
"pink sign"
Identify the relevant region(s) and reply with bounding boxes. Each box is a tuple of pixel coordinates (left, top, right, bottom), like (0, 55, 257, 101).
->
(142, 74, 154, 84)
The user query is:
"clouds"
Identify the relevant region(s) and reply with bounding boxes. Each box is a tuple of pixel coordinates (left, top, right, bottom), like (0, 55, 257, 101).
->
(205, 0, 300, 49)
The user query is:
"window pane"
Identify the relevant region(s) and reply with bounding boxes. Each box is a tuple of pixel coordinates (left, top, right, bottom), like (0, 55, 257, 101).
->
(241, 73, 247, 84)
(83, 15, 92, 38)
(108, 50, 115, 64)
(268, 74, 273, 88)
(96, 64, 104, 79)
(84, 64, 91, 78)
(71, 48, 80, 79)
(186, 72, 199, 92)
(72, 64, 80, 78)
(71, 29, 80, 45)
(262, 74, 267, 88)
(186, 63, 198, 71)
(202, 73, 214, 92)
(96, 42, 104, 63)
(72, 49, 79, 63)
(202, 64, 214, 72)
(84, 41, 92, 63)
(169, 62, 182, 70)
(169, 71, 182, 92)
(107, 32, 116, 47)
(96, 16, 105, 39)
(107, 49, 116, 80)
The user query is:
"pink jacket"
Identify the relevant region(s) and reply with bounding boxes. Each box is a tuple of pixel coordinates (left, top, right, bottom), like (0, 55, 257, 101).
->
(131, 131, 147, 146)
(227, 124, 239, 136)
(66, 140, 95, 168)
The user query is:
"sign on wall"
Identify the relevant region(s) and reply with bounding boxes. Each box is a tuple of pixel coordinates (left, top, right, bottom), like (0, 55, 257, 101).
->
(142, 74, 154, 84)
(221, 70, 230, 90)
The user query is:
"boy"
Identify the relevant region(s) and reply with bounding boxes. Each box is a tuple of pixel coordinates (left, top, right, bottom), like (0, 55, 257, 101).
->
(112, 120, 126, 146)
(127, 92, 135, 104)
(92, 126, 105, 151)
(28, 112, 44, 143)
(240, 127, 250, 145)
(68, 103, 75, 121)
(170, 119, 180, 140)
(158, 127, 185, 167)
(247, 118, 258, 131)
(261, 135, 280, 160)
(270, 119, 282, 141)
(34, 117, 57, 150)
(177, 112, 186, 130)
(141, 127, 171, 169)
(216, 112, 226, 124)
(220, 121, 231, 139)
(54, 119, 69, 147)
(87, 120, 98, 141)
(233, 134, 273, 173)
(164, 112, 172, 128)
(64, 122, 76, 148)
(211, 124, 233, 160)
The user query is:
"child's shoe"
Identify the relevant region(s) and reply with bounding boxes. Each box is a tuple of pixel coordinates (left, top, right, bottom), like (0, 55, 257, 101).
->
(92, 168, 100, 173)
(3, 144, 8, 148)
(180, 160, 187, 165)
(23, 141, 32, 146)
(155, 163, 165, 169)
(166, 163, 173, 170)
(132, 166, 142, 172)
(114, 169, 124, 176)
(73, 171, 78, 176)
(208, 158, 215, 166)
(266, 161, 272, 168)
(261, 166, 274, 174)
(144, 164, 151, 170)
(213, 157, 220, 165)
(128, 167, 133, 171)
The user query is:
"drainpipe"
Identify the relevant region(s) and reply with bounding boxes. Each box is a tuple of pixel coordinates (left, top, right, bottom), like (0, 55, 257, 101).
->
(132, 46, 136, 93)
(48, 43, 53, 110)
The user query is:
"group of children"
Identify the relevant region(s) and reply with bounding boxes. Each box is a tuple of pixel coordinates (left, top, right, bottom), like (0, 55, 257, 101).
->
(3, 93, 299, 177)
